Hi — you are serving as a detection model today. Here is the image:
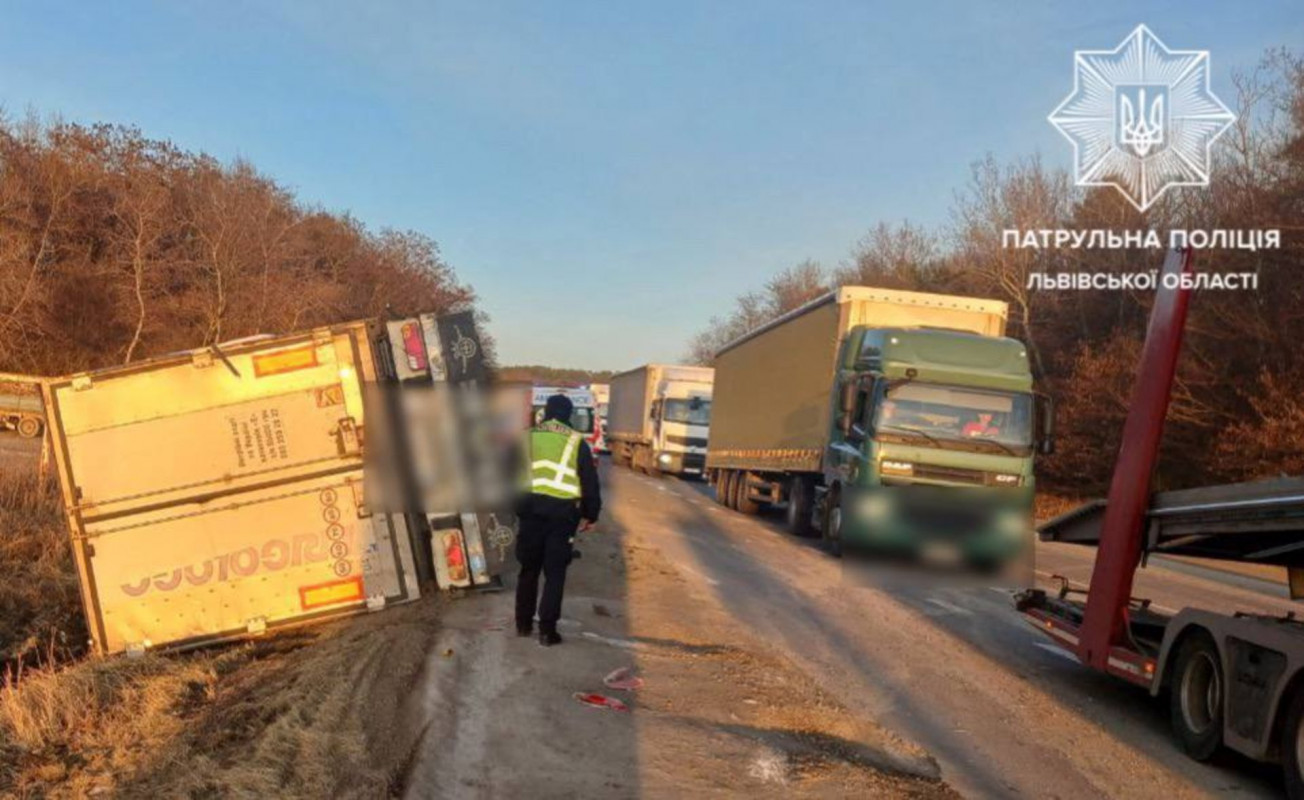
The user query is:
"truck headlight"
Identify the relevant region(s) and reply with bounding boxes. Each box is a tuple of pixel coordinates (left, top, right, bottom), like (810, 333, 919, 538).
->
(658, 453, 673, 465)
(997, 510, 1027, 537)
(860, 493, 890, 521)
(880, 460, 913, 476)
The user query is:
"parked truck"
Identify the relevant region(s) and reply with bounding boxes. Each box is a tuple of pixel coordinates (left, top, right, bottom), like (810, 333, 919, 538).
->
(588, 382, 610, 453)
(607, 364, 713, 477)
(1018, 248, 1304, 798)
(0, 376, 45, 438)
(706, 286, 1053, 569)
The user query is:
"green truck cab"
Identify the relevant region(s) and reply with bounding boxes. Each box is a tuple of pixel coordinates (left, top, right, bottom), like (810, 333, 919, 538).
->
(823, 327, 1051, 568)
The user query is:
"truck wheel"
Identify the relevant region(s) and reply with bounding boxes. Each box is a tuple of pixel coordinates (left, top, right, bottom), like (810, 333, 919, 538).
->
(16, 417, 42, 438)
(719, 470, 737, 508)
(786, 476, 815, 537)
(821, 487, 843, 557)
(734, 472, 760, 515)
(1170, 631, 1224, 761)
(1281, 685, 1304, 800)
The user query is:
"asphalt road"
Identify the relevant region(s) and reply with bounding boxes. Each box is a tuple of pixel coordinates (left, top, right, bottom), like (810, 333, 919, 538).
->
(605, 464, 1287, 799)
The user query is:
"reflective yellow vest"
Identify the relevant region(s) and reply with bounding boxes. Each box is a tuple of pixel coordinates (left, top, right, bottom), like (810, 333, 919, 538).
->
(526, 419, 583, 499)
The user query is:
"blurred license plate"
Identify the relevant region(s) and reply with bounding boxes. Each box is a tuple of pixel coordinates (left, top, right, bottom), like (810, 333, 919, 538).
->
(921, 542, 961, 565)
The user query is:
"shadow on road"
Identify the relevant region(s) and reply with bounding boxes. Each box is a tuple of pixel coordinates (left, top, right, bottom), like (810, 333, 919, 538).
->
(649, 472, 1282, 798)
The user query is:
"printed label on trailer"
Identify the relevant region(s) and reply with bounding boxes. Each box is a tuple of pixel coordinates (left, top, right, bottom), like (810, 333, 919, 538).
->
(227, 408, 290, 468)
(299, 576, 365, 610)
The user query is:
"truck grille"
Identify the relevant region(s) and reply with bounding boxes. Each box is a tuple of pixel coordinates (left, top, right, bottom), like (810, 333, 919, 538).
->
(666, 435, 709, 449)
(911, 464, 987, 486)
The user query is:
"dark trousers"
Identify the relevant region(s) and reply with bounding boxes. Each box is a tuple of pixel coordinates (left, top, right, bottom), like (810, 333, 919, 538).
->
(514, 512, 576, 633)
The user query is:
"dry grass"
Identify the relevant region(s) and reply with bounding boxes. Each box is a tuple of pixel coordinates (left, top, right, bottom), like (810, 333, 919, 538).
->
(0, 652, 228, 797)
(0, 469, 84, 672)
(0, 598, 441, 798)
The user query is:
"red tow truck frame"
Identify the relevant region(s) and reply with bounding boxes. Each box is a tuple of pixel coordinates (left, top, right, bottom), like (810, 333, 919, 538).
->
(1018, 247, 1304, 796)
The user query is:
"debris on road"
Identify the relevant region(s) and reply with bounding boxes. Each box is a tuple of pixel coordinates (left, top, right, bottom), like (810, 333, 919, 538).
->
(573, 692, 631, 712)
(603, 666, 644, 691)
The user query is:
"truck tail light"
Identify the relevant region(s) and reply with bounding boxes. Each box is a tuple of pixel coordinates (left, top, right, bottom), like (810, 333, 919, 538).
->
(401, 322, 428, 372)
(441, 531, 469, 584)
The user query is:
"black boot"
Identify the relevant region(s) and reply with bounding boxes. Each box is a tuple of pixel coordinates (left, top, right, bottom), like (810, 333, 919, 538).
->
(538, 629, 562, 647)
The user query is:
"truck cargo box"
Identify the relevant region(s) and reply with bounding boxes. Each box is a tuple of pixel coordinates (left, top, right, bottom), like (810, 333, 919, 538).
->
(707, 287, 1008, 473)
(608, 364, 714, 444)
(43, 323, 422, 655)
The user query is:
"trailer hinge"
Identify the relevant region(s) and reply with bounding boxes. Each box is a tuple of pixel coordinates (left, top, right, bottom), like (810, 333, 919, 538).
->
(348, 480, 370, 517)
(71, 374, 93, 391)
(312, 328, 333, 345)
(192, 350, 214, 369)
(336, 417, 360, 456)
(245, 617, 268, 636)
(366, 594, 387, 612)
(125, 640, 151, 659)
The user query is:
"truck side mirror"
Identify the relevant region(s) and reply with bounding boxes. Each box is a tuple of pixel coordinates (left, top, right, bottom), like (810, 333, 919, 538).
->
(1036, 393, 1055, 456)
(838, 381, 857, 437)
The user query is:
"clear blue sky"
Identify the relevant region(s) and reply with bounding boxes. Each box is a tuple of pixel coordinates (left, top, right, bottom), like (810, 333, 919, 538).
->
(1, 1, 1299, 369)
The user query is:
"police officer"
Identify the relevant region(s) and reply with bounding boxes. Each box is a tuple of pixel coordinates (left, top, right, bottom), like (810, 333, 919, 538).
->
(516, 393, 601, 646)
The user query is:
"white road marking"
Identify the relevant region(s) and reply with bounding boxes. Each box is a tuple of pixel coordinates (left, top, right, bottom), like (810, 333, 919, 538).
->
(581, 631, 645, 650)
(1034, 642, 1081, 663)
(675, 565, 721, 586)
(925, 598, 973, 616)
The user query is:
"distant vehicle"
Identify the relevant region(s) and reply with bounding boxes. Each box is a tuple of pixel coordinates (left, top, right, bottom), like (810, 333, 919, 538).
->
(531, 386, 601, 463)
(588, 383, 610, 454)
(0, 388, 45, 438)
(607, 365, 713, 478)
(706, 286, 1052, 571)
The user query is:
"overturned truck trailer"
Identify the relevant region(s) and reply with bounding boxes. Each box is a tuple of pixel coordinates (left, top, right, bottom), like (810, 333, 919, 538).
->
(43, 322, 425, 656)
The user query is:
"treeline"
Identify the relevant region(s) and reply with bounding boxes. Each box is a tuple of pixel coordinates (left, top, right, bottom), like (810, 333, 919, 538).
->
(497, 365, 616, 385)
(0, 117, 478, 376)
(688, 51, 1304, 495)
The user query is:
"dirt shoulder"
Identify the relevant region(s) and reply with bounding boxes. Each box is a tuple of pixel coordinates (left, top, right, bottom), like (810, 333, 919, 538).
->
(400, 477, 955, 798)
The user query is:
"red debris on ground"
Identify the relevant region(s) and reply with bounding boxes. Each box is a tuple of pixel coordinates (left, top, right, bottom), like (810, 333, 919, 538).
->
(602, 667, 644, 691)
(573, 692, 630, 712)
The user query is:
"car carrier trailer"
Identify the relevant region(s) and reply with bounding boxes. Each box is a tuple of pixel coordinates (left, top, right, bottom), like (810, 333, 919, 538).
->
(1016, 247, 1304, 797)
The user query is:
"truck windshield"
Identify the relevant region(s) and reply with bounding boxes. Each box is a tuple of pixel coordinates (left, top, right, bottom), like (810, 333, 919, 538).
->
(873, 382, 1032, 452)
(663, 398, 711, 426)
(533, 405, 596, 434)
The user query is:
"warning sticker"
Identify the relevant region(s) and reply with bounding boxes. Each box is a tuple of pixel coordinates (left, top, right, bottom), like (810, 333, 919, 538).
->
(253, 345, 319, 377)
(299, 576, 364, 610)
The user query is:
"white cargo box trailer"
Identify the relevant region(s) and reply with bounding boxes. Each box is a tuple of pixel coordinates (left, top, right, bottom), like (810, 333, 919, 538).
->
(43, 322, 423, 655)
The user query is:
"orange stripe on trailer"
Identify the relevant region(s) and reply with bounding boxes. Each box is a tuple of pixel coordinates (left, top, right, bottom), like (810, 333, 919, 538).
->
(299, 576, 364, 610)
(253, 345, 319, 377)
